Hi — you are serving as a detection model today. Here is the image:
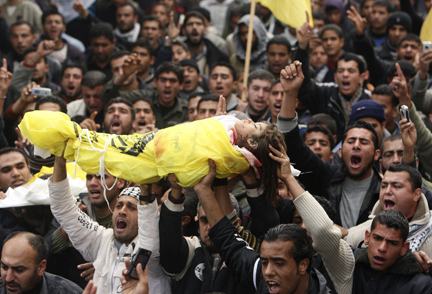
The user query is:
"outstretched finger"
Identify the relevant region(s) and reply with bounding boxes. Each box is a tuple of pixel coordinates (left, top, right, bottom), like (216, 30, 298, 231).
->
(89, 111, 98, 121)
(395, 63, 405, 79)
(217, 95, 226, 114)
(2, 59, 7, 70)
(305, 10, 310, 25)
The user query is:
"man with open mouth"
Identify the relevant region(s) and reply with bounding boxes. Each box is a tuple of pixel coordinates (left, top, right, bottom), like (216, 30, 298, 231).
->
(103, 97, 134, 135)
(243, 69, 273, 123)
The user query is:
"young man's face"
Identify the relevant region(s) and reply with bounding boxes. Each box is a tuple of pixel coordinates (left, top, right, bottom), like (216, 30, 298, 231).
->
(184, 16, 206, 46)
(116, 5, 137, 33)
(188, 95, 201, 122)
(371, 93, 397, 129)
(359, 117, 385, 146)
(340, 128, 380, 181)
(0, 152, 30, 192)
(43, 14, 64, 40)
(140, 20, 163, 49)
(396, 40, 420, 64)
(172, 44, 190, 62)
(183, 66, 201, 93)
(196, 100, 218, 120)
(30, 57, 48, 84)
(379, 171, 421, 218)
(90, 36, 115, 63)
(60, 67, 83, 99)
(326, 7, 342, 26)
(260, 240, 308, 294)
(268, 82, 283, 118)
(310, 45, 327, 69)
(86, 170, 123, 208)
(151, 4, 169, 27)
(133, 100, 155, 132)
(208, 66, 236, 98)
(321, 30, 344, 58)
(198, 206, 215, 250)
(104, 102, 134, 135)
(305, 131, 334, 162)
(371, 5, 389, 30)
(334, 60, 364, 96)
(113, 195, 139, 244)
(388, 25, 408, 47)
(131, 46, 154, 75)
(238, 24, 257, 50)
(245, 78, 271, 115)
(10, 24, 35, 56)
(313, 19, 326, 35)
(266, 44, 291, 76)
(154, 71, 182, 107)
(82, 85, 105, 114)
(364, 223, 409, 273)
(111, 55, 136, 86)
(361, 0, 375, 23)
(380, 139, 403, 172)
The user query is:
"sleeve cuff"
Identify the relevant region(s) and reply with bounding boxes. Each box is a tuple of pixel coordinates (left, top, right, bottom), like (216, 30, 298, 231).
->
(277, 112, 298, 133)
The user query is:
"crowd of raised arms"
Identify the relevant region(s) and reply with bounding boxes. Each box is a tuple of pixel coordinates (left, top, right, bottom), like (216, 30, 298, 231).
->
(1, 0, 432, 293)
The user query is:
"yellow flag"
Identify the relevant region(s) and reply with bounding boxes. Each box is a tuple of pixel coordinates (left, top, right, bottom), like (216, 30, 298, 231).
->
(253, 0, 313, 28)
(420, 8, 432, 42)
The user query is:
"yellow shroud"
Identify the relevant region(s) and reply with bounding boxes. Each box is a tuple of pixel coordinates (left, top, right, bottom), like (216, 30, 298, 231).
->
(19, 111, 250, 187)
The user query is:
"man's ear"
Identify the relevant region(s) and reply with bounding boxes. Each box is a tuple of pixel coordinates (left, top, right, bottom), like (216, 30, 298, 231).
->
(374, 149, 381, 161)
(400, 241, 410, 256)
(117, 178, 126, 190)
(413, 188, 422, 202)
(329, 151, 334, 160)
(182, 215, 191, 226)
(338, 147, 342, 158)
(243, 86, 249, 99)
(364, 230, 371, 245)
(379, 159, 383, 174)
(198, 74, 202, 82)
(153, 78, 157, 88)
(150, 56, 155, 66)
(37, 260, 47, 276)
(298, 258, 309, 275)
(152, 115, 156, 124)
(186, 52, 191, 59)
(247, 138, 258, 150)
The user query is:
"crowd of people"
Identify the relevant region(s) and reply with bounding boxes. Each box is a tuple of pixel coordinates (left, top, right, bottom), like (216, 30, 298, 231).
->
(0, 0, 431, 293)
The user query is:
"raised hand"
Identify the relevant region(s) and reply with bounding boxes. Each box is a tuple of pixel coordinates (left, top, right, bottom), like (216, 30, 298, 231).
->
(122, 53, 141, 78)
(0, 59, 12, 97)
(37, 40, 55, 57)
(80, 111, 101, 131)
(73, 0, 89, 19)
(296, 11, 313, 50)
(390, 63, 411, 107)
(120, 258, 149, 294)
(215, 95, 227, 116)
(280, 61, 305, 94)
(167, 11, 181, 41)
(14, 127, 30, 149)
(167, 173, 182, 199)
(20, 83, 40, 103)
(346, 5, 367, 36)
(419, 48, 432, 79)
(77, 262, 95, 281)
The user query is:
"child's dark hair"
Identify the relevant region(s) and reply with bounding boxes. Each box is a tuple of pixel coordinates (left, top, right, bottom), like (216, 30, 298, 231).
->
(248, 123, 287, 206)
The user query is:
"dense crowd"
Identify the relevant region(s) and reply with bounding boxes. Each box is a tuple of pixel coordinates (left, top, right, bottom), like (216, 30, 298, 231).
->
(0, 0, 431, 293)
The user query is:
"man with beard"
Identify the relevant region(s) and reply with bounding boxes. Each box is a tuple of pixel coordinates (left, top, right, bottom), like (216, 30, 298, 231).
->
(278, 61, 381, 229)
(0, 232, 83, 294)
(139, 16, 164, 52)
(86, 23, 117, 80)
(243, 69, 273, 122)
(55, 63, 85, 103)
(103, 97, 135, 135)
(114, 3, 141, 50)
(266, 36, 292, 79)
(183, 11, 228, 76)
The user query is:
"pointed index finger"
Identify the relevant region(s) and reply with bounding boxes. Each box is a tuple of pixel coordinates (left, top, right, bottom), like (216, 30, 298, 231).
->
(2, 59, 6, 70)
(90, 111, 97, 121)
(395, 63, 404, 79)
(305, 10, 310, 25)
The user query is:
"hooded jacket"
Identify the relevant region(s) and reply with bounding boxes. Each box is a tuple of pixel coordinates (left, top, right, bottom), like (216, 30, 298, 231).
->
(323, 0, 354, 41)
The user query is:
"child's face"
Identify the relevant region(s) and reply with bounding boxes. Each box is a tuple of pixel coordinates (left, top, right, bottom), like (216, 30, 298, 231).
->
(234, 119, 266, 148)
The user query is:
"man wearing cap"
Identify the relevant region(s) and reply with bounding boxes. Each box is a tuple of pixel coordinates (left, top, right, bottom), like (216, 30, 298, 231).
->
(49, 155, 170, 293)
(178, 59, 203, 100)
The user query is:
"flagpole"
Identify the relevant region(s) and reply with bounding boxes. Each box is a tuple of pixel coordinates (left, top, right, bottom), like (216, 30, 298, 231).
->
(241, 0, 256, 101)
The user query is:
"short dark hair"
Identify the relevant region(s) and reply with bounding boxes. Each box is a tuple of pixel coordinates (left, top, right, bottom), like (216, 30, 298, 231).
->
(10, 20, 34, 34)
(270, 79, 281, 90)
(142, 15, 163, 30)
(210, 61, 237, 80)
(131, 38, 155, 57)
(35, 95, 68, 114)
(197, 94, 219, 110)
(41, 8, 64, 25)
(172, 39, 189, 52)
(266, 35, 292, 54)
(372, 84, 398, 107)
(247, 69, 274, 88)
(155, 62, 184, 84)
(106, 97, 136, 121)
(380, 133, 402, 154)
(320, 24, 343, 39)
(372, 0, 394, 13)
(109, 50, 131, 64)
(397, 33, 421, 49)
(129, 96, 153, 112)
(308, 114, 338, 140)
(263, 224, 315, 273)
(343, 120, 379, 151)
(371, 209, 409, 242)
(387, 164, 422, 191)
(4, 232, 49, 265)
(183, 11, 206, 26)
(0, 147, 29, 165)
(117, 2, 136, 15)
(336, 53, 366, 74)
(302, 125, 335, 150)
(90, 22, 115, 42)
(61, 62, 87, 79)
(189, 91, 209, 101)
(81, 71, 107, 88)
(313, 10, 328, 22)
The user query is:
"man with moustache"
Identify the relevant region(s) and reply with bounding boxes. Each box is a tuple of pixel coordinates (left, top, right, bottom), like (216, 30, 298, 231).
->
(103, 97, 135, 135)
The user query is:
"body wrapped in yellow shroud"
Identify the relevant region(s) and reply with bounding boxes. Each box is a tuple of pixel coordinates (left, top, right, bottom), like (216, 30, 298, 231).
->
(19, 111, 250, 187)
